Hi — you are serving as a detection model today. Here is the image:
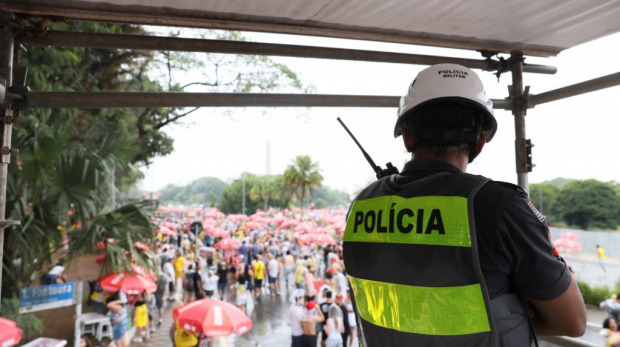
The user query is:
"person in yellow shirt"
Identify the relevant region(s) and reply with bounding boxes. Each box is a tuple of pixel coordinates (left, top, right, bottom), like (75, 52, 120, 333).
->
(597, 244, 607, 273)
(169, 321, 198, 347)
(295, 259, 307, 290)
(252, 256, 266, 301)
(133, 292, 150, 342)
(174, 252, 186, 299)
(307, 256, 316, 276)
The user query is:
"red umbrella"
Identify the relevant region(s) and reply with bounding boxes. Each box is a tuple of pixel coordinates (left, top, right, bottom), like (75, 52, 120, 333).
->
(95, 253, 106, 265)
(244, 221, 262, 230)
(100, 273, 157, 294)
(227, 214, 246, 221)
(295, 222, 316, 233)
(133, 241, 150, 251)
(161, 221, 178, 230)
(207, 228, 228, 238)
(297, 234, 314, 244)
(157, 227, 177, 236)
(128, 264, 155, 280)
(214, 238, 241, 250)
(203, 208, 221, 219)
(560, 231, 581, 240)
(314, 227, 329, 234)
(172, 298, 252, 337)
(0, 318, 23, 347)
(96, 271, 117, 283)
(202, 220, 218, 229)
(313, 233, 336, 245)
(280, 220, 299, 229)
(553, 238, 583, 252)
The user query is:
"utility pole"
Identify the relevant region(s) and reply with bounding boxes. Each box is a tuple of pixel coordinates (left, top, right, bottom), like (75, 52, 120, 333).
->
(241, 173, 246, 215)
(538, 187, 543, 214)
(265, 141, 271, 175)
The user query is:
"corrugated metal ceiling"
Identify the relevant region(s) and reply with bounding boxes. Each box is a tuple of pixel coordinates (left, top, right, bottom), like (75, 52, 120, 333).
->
(3, 0, 620, 57)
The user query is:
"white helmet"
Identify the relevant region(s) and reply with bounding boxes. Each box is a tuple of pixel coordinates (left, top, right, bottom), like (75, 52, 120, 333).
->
(394, 64, 497, 142)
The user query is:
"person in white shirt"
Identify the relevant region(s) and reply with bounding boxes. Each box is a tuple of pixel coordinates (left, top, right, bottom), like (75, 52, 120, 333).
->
(333, 267, 348, 298)
(324, 305, 344, 347)
(44, 261, 67, 285)
(282, 239, 291, 254)
(289, 289, 305, 347)
(267, 254, 280, 296)
(162, 258, 176, 301)
(202, 270, 219, 298)
(316, 284, 331, 305)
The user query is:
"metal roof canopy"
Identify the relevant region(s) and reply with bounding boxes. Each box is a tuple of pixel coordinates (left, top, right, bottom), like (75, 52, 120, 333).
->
(5, 0, 620, 57)
(2, 1, 620, 314)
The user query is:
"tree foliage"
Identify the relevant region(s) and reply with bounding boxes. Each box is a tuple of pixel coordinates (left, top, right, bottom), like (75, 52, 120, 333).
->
(157, 177, 226, 206)
(218, 173, 261, 215)
(529, 183, 560, 222)
(554, 180, 620, 230)
(311, 186, 350, 208)
(283, 155, 324, 210)
(3, 19, 310, 298)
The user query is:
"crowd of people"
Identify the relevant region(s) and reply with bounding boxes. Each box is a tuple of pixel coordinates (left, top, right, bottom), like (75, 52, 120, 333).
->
(49, 206, 348, 347)
(153, 208, 349, 346)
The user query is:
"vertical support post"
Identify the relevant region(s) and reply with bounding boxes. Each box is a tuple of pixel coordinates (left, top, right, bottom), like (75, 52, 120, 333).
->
(0, 11, 15, 304)
(242, 173, 246, 215)
(510, 52, 530, 194)
(74, 281, 83, 347)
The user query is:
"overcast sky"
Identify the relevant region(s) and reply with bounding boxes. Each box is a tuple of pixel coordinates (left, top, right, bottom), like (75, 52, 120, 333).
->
(140, 30, 620, 195)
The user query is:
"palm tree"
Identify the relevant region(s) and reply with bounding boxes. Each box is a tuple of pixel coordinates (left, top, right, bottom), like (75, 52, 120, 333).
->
(2, 115, 156, 295)
(283, 155, 324, 211)
(250, 175, 283, 211)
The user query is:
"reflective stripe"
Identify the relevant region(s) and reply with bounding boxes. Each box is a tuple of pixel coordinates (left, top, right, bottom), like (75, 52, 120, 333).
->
(349, 275, 490, 336)
(344, 195, 471, 247)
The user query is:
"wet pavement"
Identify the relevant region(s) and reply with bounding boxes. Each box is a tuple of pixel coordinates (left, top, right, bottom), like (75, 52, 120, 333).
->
(140, 274, 357, 347)
(138, 256, 617, 347)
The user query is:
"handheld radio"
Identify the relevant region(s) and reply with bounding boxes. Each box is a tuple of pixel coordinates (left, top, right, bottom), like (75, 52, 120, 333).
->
(337, 117, 399, 180)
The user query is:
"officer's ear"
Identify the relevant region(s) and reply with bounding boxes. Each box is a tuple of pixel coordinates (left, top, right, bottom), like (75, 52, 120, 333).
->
(474, 133, 486, 157)
(402, 126, 415, 152)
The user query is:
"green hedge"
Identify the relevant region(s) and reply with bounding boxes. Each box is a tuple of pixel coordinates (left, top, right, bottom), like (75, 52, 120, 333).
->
(578, 281, 620, 306)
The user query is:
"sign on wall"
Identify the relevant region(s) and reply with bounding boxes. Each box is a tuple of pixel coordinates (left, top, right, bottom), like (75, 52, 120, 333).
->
(19, 282, 76, 313)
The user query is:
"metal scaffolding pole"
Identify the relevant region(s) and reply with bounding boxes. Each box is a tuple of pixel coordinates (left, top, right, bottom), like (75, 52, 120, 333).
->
(17, 92, 510, 109)
(529, 71, 620, 106)
(19, 31, 557, 75)
(0, 12, 14, 303)
(510, 52, 530, 193)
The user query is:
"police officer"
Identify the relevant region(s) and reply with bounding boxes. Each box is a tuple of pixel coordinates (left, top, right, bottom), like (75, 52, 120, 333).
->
(343, 63, 586, 347)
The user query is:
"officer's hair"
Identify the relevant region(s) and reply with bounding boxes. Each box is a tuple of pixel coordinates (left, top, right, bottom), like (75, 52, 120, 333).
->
(403, 118, 472, 157)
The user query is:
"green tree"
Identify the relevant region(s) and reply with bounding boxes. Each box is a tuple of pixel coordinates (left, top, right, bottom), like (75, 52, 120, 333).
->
(5, 19, 310, 298)
(250, 175, 282, 211)
(3, 119, 155, 294)
(209, 192, 219, 207)
(554, 180, 620, 230)
(157, 177, 225, 205)
(283, 155, 324, 211)
(529, 183, 560, 222)
(545, 177, 576, 189)
(218, 174, 261, 215)
(311, 186, 349, 208)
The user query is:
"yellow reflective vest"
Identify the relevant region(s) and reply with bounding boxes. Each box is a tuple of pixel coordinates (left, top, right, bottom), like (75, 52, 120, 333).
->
(344, 172, 503, 346)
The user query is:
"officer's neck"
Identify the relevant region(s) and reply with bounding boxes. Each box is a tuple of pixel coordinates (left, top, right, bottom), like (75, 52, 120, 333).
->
(412, 150, 469, 172)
